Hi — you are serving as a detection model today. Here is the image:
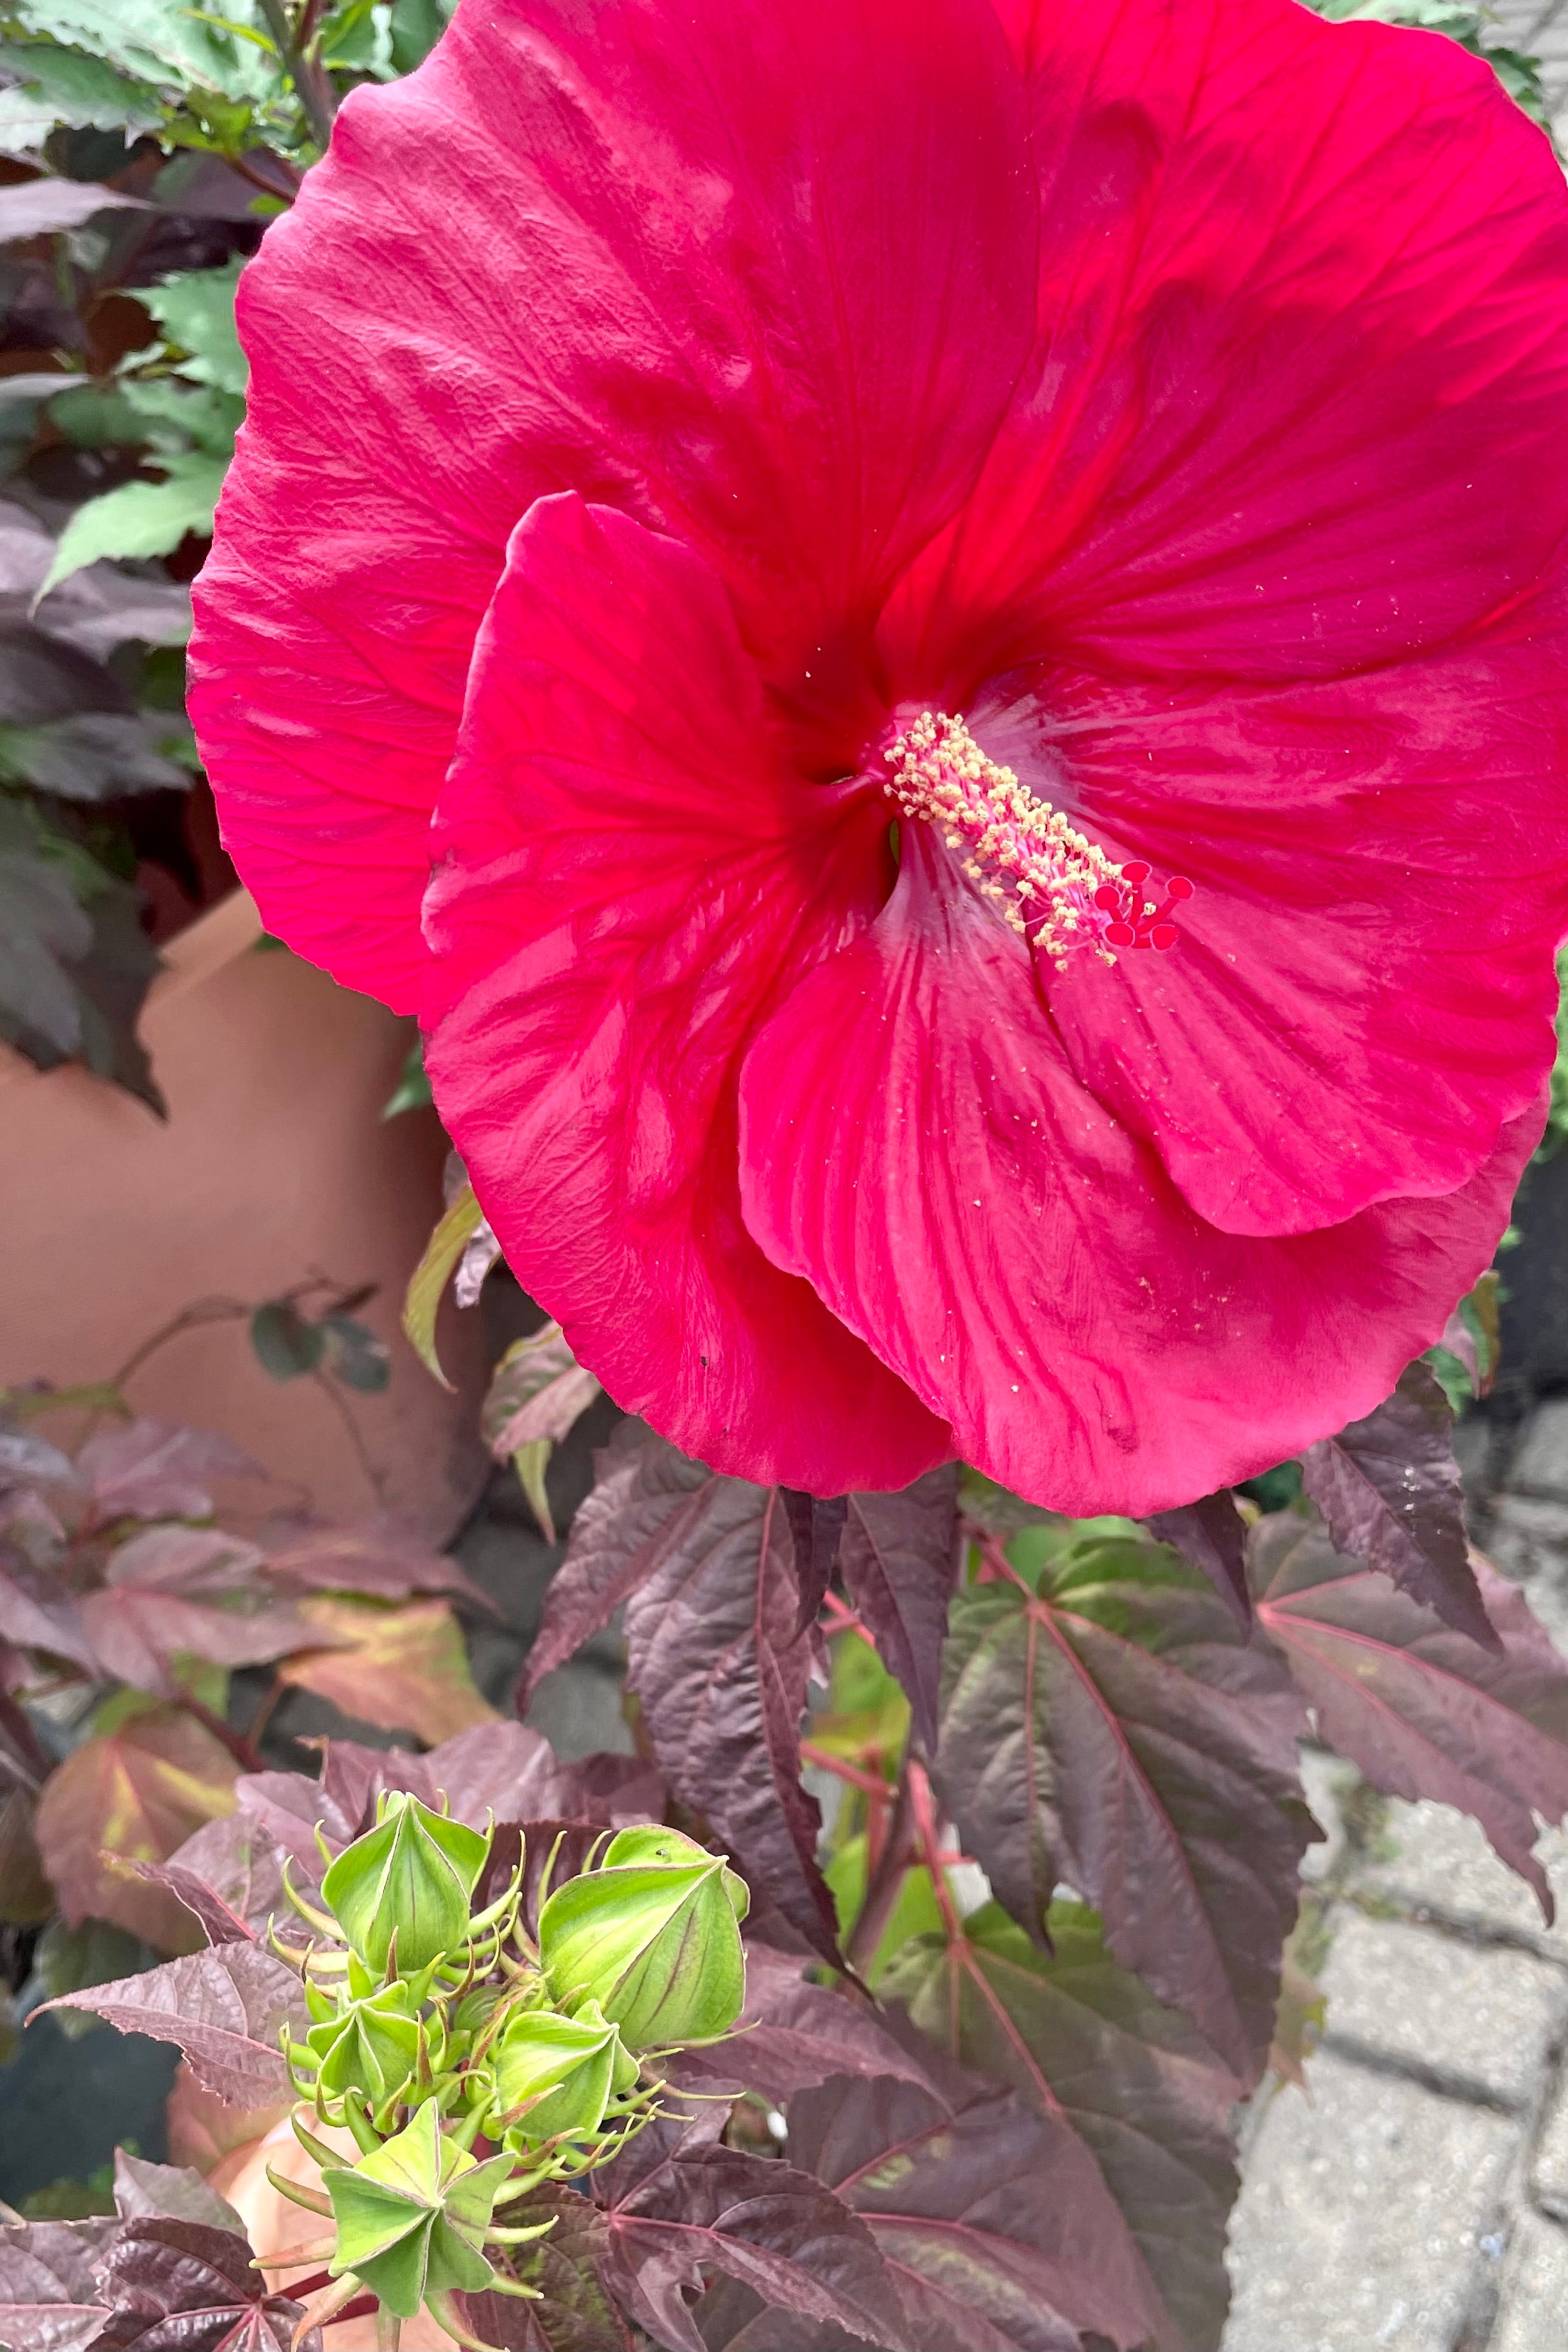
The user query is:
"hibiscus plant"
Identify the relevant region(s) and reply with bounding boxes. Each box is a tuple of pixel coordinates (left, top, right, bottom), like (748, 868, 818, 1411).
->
(8, 0, 1568, 2348)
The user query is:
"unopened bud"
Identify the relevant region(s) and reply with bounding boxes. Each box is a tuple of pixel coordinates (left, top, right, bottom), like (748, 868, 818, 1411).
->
(323, 2098, 512, 2319)
(539, 1826, 748, 2051)
(307, 1979, 426, 2112)
(490, 1997, 638, 2147)
(320, 1792, 489, 1976)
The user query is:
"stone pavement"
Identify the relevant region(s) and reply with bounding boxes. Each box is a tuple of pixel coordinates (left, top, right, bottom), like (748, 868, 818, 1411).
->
(1223, 1398, 1568, 2352)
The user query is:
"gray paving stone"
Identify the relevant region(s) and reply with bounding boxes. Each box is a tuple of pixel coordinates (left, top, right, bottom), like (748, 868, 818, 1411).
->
(1489, 2213, 1568, 2352)
(1354, 1798, 1568, 1948)
(1482, 1493, 1568, 1588)
(522, 1659, 635, 1761)
(1223, 2051, 1517, 2352)
(1320, 1916, 1566, 2103)
(1530, 2070, 1568, 2213)
(1508, 1404, 1568, 1503)
(1298, 1747, 1355, 1886)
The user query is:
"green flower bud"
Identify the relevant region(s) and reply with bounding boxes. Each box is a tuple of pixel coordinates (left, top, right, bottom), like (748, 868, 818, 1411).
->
(490, 1997, 638, 2148)
(320, 1792, 490, 1976)
(539, 1826, 748, 2051)
(306, 1979, 426, 2113)
(323, 2098, 512, 2319)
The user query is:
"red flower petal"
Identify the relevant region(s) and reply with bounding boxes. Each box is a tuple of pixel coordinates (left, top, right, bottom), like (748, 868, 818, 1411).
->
(969, 622, 1568, 1235)
(881, 0, 1568, 698)
(737, 827, 1540, 1515)
(190, 0, 1035, 1008)
(424, 495, 950, 1491)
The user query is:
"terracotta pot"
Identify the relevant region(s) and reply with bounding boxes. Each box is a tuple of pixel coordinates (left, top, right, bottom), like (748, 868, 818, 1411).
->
(0, 891, 489, 1542)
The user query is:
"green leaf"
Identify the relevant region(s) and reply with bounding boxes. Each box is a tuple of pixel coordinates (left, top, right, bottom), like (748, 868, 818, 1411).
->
(41, 453, 228, 594)
(321, 1311, 392, 1394)
(140, 258, 247, 395)
(10, 0, 279, 104)
(0, 844, 92, 1056)
(402, 1181, 483, 1387)
(0, 41, 163, 149)
(120, 376, 245, 458)
(382, 1033, 432, 1119)
(249, 1298, 324, 1380)
(389, 0, 453, 70)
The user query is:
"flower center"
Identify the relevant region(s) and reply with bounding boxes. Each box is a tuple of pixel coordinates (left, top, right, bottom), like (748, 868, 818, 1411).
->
(881, 710, 1193, 966)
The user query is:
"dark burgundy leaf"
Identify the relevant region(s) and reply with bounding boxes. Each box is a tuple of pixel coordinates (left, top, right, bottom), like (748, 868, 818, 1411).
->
(782, 1492, 849, 1641)
(601, 2142, 906, 2352)
(622, 1469, 839, 1965)
(111, 2154, 243, 2235)
(90, 2218, 316, 2351)
(41, 1943, 302, 2107)
(787, 2066, 1159, 2352)
(881, 1901, 1240, 2352)
(0, 2218, 112, 2352)
(669, 1943, 943, 2106)
(839, 1471, 958, 1751)
(1253, 1511, 1568, 1918)
(1146, 1493, 1252, 1629)
(520, 1432, 711, 1702)
(936, 1535, 1309, 2082)
(1299, 1360, 1493, 1645)
(77, 1420, 267, 1523)
(453, 2187, 625, 2352)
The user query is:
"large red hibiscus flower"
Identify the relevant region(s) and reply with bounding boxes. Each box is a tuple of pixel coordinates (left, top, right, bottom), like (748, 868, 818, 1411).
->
(190, 0, 1568, 1513)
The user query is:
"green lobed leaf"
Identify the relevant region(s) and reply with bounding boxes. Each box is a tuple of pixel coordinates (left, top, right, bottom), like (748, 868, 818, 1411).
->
(140, 259, 248, 396)
(40, 455, 228, 595)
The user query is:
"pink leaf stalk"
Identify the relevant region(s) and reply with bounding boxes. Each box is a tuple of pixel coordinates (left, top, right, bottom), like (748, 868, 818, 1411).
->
(191, 0, 1568, 1512)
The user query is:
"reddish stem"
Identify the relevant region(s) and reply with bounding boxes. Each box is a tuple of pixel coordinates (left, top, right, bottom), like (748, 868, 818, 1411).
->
(907, 1760, 963, 1943)
(178, 1690, 264, 1773)
(800, 1740, 896, 1801)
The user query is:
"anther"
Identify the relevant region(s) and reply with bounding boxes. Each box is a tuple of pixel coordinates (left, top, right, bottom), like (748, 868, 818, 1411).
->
(881, 711, 1193, 966)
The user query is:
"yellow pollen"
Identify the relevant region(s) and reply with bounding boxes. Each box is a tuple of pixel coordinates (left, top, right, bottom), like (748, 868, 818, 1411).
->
(882, 711, 1124, 966)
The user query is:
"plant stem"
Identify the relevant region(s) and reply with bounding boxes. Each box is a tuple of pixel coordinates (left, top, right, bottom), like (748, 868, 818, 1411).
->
(800, 1740, 895, 1801)
(256, 0, 338, 149)
(377, 2307, 401, 2351)
(907, 1761, 964, 1944)
(177, 1690, 264, 1773)
(844, 1763, 915, 1977)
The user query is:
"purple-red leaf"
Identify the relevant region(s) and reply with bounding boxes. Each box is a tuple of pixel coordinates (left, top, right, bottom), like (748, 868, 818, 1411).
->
(124, 1854, 258, 1948)
(1253, 1512, 1568, 1918)
(34, 1704, 240, 1949)
(77, 1420, 266, 1523)
(621, 1462, 840, 1965)
(936, 1535, 1309, 2083)
(1299, 1361, 1493, 1646)
(1146, 1493, 1251, 1628)
(453, 2189, 624, 2352)
(669, 1942, 944, 2105)
(520, 1430, 711, 1702)
(882, 1901, 1240, 2352)
(90, 2218, 317, 2351)
(0, 2218, 112, 2352)
(262, 1521, 496, 1611)
(783, 1491, 849, 1641)
(0, 1559, 94, 1669)
(786, 2065, 1161, 2352)
(839, 1472, 957, 1750)
(40, 1941, 302, 2107)
(111, 2153, 244, 2235)
(600, 2141, 906, 2352)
